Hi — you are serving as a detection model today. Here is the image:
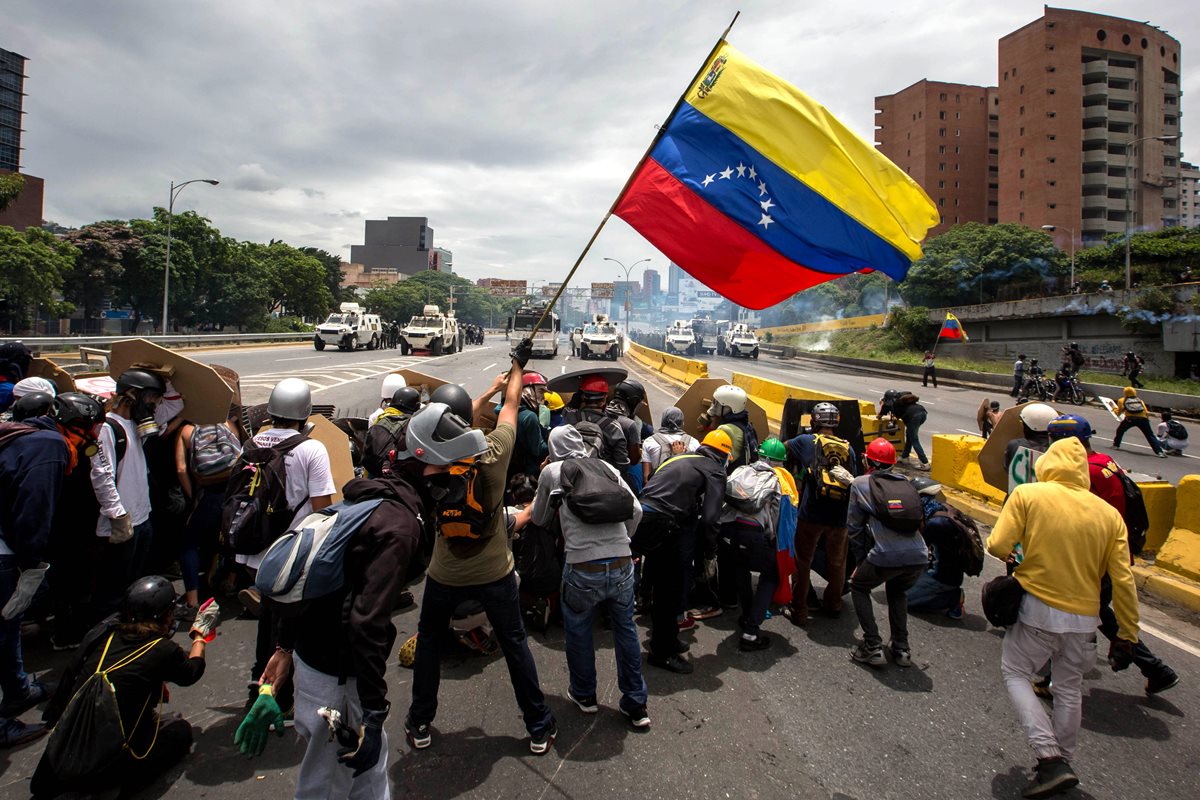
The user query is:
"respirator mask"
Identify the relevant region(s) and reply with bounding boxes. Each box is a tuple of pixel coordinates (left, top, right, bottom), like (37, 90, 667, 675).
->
(131, 391, 163, 440)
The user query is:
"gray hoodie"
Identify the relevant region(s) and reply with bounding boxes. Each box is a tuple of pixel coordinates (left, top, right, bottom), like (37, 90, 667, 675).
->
(846, 470, 929, 568)
(532, 425, 642, 564)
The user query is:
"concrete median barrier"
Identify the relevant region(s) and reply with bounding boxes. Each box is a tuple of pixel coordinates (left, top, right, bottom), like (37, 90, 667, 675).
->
(930, 434, 1006, 506)
(1139, 481, 1177, 555)
(1156, 475, 1200, 583)
(730, 372, 875, 423)
(627, 342, 707, 386)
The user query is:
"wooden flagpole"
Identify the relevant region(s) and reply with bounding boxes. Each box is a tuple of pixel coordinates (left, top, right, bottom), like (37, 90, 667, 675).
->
(527, 12, 742, 337)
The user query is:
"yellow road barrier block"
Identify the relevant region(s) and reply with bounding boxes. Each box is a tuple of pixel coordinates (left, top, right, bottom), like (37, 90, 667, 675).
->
(628, 342, 706, 386)
(930, 434, 1005, 506)
(1157, 475, 1200, 583)
(731, 372, 874, 423)
(1138, 481, 1177, 555)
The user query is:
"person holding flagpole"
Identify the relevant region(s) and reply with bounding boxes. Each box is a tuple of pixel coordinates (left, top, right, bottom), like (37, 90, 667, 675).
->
(922, 351, 937, 389)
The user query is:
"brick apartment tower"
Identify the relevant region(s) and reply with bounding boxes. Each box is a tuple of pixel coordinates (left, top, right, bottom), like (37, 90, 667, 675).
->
(875, 81, 999, 236)
(998, 7, 1182, 247)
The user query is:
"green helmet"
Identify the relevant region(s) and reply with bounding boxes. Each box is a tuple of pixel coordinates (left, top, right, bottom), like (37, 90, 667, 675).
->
(758, 437, 787, 462)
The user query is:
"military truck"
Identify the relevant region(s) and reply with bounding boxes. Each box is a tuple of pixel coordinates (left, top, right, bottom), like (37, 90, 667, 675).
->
(579, 314, 621, 361)
(691, 316, 728, 356)
(665, 320, 698, 357)
(314, 302, 384, 351)
(721, 322, 760, 359)
(509, 303, 561, 358)
(400, 304, 462, 356)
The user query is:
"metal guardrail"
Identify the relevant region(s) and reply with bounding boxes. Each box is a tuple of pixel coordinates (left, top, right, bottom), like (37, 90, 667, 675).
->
(8, 333, 312, 353)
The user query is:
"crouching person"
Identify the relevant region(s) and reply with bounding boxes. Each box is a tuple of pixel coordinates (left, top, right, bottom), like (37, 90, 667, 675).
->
(32, 576, 218, 798)
(236, 469, 424, 800)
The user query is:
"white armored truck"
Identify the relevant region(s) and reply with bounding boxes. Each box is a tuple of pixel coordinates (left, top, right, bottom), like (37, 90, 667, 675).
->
(721, 322, 760, 359)
(314, 302, 383, 351)
(579, 314, 621, 361)
(400, 304, 462, 356)
(665, 320, 698, 357)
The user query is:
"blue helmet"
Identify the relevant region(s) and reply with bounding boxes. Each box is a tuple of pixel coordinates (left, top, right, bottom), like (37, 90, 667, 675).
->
(1047, 414, 1092, 442)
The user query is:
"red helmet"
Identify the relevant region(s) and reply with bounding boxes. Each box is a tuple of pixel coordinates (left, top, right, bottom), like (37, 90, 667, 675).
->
(522, 372, 547, 386)
(865, 437, 896, 465)
(579, 374, 609, 394)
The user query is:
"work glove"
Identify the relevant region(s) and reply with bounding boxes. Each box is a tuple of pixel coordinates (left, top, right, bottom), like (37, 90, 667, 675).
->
(109, 513, 134, 544)
(234, 687, 286, 757)
(190, 597, 221, 643)
(1108, 638, 1135, 672)
(337, 707, 388, 777)
(702, 555, 718, 581)
(1, 562, 49, 620)
(830, 465, 854, 487)
(511, 337, 533, 368)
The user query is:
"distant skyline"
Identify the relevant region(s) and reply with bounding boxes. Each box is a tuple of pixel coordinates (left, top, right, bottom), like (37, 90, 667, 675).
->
(6, 1, 1196, 288)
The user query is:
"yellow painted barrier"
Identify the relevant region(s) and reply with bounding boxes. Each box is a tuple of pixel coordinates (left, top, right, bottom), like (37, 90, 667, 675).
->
(930, 434, 1006, 506)
(730, 372, 875, 422)
(1139, 481, 1177, 555)
(627, 342, 707, 386)
(760, 313, 887, 337)
(1157, 475, 1200, 583)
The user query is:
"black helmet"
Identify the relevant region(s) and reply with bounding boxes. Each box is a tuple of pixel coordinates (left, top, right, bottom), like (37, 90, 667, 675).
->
(390, 386, 422, 414)
(614, 379, 646, 409)
(1018, 353, 1026, 359)
(51, 392, 105, 432)
(121, 575, 177, 623)
(116, 368, 166, 396)
(0, 341, 32, 377)
(1069, 342, 1078, 348)
(12, 391, 54, 421)
(429, 384, 472, 422)
(911, 476, 943, 496)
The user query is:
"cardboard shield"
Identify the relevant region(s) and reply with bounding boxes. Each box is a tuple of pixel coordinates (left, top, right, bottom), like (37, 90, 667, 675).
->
(27, 357, 76, 394)
(1099, 396, 1123, 422)
(108, 339, 233, 424)
(253, 414, 355, 503)
(978, 402, 1061, 491)
(388, 368, 450, 404)
(209, 364, 243, 408)
(73, 374, 117, 399)
(676, 377, 769, 442)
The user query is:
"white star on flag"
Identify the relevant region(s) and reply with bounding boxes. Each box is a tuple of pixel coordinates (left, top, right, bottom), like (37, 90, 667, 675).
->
(719, 166, 734, 180)
(702, 174, 715, 187)
(758, 213, 774, 229)
(760, 198, 775, 212)
(749, 166, 757, 180)
(758, 180, 768, 196)
(735, 162, 746, 177)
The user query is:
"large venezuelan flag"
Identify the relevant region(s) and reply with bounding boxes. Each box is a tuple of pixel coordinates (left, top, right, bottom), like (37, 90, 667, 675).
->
(614, 43, 939, 309)
(938, 312, 968, 341)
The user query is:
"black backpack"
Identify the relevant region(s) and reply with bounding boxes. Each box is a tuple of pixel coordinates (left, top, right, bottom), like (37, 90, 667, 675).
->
(931, 505, 985, 576)
(1166, 419, 1188, 441)
(559, 458, 633, 524)
(514, 521, 562, 597)
(1115, 471, 1149, 555)
(867, 472, 924, 535)
(221, 435, 310, 555)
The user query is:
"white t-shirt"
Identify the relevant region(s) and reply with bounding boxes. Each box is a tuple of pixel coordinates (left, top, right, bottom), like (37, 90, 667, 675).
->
(91, 414, 152, 536)
(1019, 593, 1099, 634)
(235, 428, 337, 569)
(641, 431, 700, 472)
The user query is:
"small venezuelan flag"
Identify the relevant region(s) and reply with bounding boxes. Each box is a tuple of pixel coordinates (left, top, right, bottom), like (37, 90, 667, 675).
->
(614, 42, 939, 310)
(939, 312, 968, 341)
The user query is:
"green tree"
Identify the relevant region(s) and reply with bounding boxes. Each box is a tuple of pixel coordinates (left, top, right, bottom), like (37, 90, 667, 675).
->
(62, 222, 143, 333)
(0, 225, 77, 331)
(0, 173, 25, 211)
(258, 242, 334, 318)
(1075, 227, 1200, 288)
(130, 209, 230, 329)
(203, 239, 272, 330)
(300, 246, 353, 306)
(900, 222, 1065, 307)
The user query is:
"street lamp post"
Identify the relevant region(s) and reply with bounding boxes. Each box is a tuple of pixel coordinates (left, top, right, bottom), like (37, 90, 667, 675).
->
(163, 178, 219, 334)
(1123, 135, 1178, 290)
(1041, 225, 1076, 290)
(603, 256, 650, 339)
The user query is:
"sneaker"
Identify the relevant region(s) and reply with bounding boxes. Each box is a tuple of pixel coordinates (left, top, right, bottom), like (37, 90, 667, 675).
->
(405, 716, 432, 750)
(0, 678, 51, 719)
(395, 591, 415, 610)
(676, 614, 696, 631)
(529, 722, 557, 755)
(50, 633, 83, 652)
(781, 605, 808, 627)
(849, 643, 886, 668)
(647, 654, 694, 674)
(1032, 676, 1053, 699)
(890, 647, 913, 668)
(1145, 667, 1179, 696)
(688, 606, 723, 620)
(1022, 756, 1079, 799)
(916, 461, 931, 471)
(739, 633, 771, 652)
(621, 705, 651, 729)
(238, 588, 263, 618)
(1156, 451, 1168, 459)
(1111, 441, 1120, 449)
(0, 718, 47, 749)
(946, 590, 965, 620)
(567, 689, 598, 714)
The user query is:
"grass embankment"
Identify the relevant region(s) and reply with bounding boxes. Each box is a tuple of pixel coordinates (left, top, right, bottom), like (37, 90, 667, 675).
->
(781, 327, 1200, 396)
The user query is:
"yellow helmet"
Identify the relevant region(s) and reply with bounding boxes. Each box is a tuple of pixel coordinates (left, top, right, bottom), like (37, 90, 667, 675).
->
(701, 428, 733, 455)
(543, 390, 564, 411)
(397, 634, 418, 668)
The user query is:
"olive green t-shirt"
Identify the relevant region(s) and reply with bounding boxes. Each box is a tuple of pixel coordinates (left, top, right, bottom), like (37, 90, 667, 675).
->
(426, 423, 516, 587)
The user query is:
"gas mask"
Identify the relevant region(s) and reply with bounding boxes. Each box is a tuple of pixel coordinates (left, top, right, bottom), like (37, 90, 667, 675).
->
(130, 391, 163, 440)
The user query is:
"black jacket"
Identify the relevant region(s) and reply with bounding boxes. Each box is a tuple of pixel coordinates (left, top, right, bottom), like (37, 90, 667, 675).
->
(639, 446, 728, 553)
(277, 475, 423, 713)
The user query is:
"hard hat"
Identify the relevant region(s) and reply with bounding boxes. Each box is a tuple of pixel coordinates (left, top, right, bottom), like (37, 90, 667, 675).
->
(267, 378, 313, 421)
(390, 386, 422, 414)
(398, 402, 488, 466)
(579, 374, 609, 394)
(911, 476, 943, 496)
(1018, 403, 1058, 433)
(116, 368, 166, 396)
(758, 437, 787, 461)
(522, 372, 548, 386)
(712, 385, 748, 415)
(11, 377, 56, 398)
(812, 402, 840, 429)
(381, 373, 407, 401)
(121, 575, 177, 623)
(543, 391, 564, 411)
(701, 428, 733, 455)
(12, 391, 55, 421)
(1047, 413, 1093, 441)
(614, 379, 646, 408)
(429, 384, 473, 421)
(865, 437, 897, 466)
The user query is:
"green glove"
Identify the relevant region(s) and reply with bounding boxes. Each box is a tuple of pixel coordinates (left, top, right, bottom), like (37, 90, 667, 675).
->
(234, 689, 285, 757)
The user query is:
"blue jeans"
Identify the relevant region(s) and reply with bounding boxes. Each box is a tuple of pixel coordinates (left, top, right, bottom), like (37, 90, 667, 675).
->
(561, 561, 647, 712)
(900, 413, 928, 463)
(0, 555, 31, 705)
(409, 571, 553, 736)
(906, 571, 961, 613)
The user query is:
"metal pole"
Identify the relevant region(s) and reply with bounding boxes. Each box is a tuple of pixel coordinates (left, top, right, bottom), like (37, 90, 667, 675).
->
(163, 181, 174, 334)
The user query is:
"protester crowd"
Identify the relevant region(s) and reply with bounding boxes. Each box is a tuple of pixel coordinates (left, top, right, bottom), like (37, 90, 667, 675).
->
(0, 336, 1186, 800)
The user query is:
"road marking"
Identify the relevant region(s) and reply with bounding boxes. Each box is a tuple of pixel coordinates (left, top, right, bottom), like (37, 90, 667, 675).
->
(956, 428, 983, 437)
(275, 355, 327, 362)
(482, 363, 497, 372)
(561, 366, 566, 374)
(1142, 623, 1200, 659)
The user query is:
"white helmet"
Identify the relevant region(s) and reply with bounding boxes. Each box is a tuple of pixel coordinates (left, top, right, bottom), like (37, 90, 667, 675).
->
(1019, 402, 1058, 433)
(381, 373, 407, 401)
(267, 378, 312, 421)
(711, 384, 748, 417)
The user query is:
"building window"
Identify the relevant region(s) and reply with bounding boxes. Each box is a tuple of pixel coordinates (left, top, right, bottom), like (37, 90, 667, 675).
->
(939, 127, 946, 137)
(1020, 169, 1025, 178)
(1013, 67, 1018, 76)
(1048, 134, 1056, 141)
(955, 146, 960, 154)
(955, 94, 960, 103)
(1020, 212, 1025, 221)
(955, 181, 960, 188)
(939, 92, 947, 101)
(955, 112, 961, 119)
(1020, 127, 1025, 136)
(938, 180, 945, 189)
(938, 198, 945, 207)
(939, 145, 946, 154)
(1122, 33, 1131, 45)
(1020, 105, 1025, 115)
(1097, 29, 1107, 42)
(939, 111, 946, 120)
(939, 163, 946, 172)
(1020, 147, 1025, 157)
(1048, 88, 1056, 95)
(1048, 203, 1057, 209)
(1019, 191, 1025, 200)
(1048, 157, 1056, 164)
(1020, 84, 1025, 94)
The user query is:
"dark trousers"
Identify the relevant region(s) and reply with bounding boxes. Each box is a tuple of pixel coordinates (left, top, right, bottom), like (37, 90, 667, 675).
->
(95, 521, 154, 621)
(923, 365, 937, 388)
(1098, 578, 1167, 678)
(1128, 369, 1144, 388)
(646, 535, 685, 659)
(1011, 375, 1023, 397)
(850, 561, 923, 651)
(1114, 416, 1163, 455)
(730, 525, 779, 636)
(789, 521, 848, 622)
(409, 571, 553, 736)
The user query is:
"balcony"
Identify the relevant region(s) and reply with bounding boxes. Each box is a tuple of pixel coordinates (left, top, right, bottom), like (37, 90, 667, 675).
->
(1082, 87, 1109, 105)
(1082, 171, 1110, 187)
(1082, 65, 1107, 85)
(1082, 104, 1108, 122)
(1083, 193, 1108, 210)
(1108, 64, 1138, 82)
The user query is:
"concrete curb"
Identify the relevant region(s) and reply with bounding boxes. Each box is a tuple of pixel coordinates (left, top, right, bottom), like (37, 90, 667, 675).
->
(1132, 565, 1200, 615)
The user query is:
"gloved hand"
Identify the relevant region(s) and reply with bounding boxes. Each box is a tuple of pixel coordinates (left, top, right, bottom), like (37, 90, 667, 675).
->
(511, 337, 533, 368)
(1, 562, 49, 620)
(830, 465, 854, 487)
(190, 597, 221, 642)
(234, 687, 285, 757)
(702, 555, 718, 581)
(1108, 638, 1135, 672)
(337, 707, 388, 777)
(109, 513, 134, 544)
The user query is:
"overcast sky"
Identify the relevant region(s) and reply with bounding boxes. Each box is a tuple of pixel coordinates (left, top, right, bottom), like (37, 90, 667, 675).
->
(7, 1, 1197, 288)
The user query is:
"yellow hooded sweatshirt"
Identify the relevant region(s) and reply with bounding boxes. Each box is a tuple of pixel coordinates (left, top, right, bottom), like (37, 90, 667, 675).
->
(1117, 386, 1148, 419)
(987, 437, 1139, 642)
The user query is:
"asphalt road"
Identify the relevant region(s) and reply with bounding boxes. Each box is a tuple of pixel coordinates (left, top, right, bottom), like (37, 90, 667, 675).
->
(4, 337, 1197, 799)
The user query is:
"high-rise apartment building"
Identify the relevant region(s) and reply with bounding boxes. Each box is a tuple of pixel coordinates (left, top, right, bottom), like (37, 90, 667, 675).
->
(642, 268, 660, 300)
(998, 7, 1182, 245)
(350, 216, 435, 276)
(0, 48, 25, 171)
(1180, 161, 1200, 229)
(875, 80, 999, 235)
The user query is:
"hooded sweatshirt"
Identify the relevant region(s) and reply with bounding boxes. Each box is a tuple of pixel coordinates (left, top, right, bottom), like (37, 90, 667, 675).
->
(987, 437, 1139, 642)
(1118, 386, 1148, 419)
(0, 417, 68, 565)
(531, 425, 641, 564)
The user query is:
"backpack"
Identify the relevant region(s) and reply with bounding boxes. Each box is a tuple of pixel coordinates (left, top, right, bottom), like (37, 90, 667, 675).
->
(431, 458, 497, 541)
(808, 434, 852, 503)
(867, 472, 924, 535)
(1166, 419, 1188, 441)
(725, 463, 779, 513)
(254, 498, 385, 603)
(189, 423, 242, 479)
(560, 458, 633, 524)
(652, 431, 689, 460)
(363, 414, 408, 477)
(572, 420, 605, 459)
(42, 634, 163, 784)
(1122, 397, 1145, 414)
(931, 506, 985, 576)
(1115, 471, 1149, 555)
(220, 435, 310, 555)
(514, 521, 562, 596)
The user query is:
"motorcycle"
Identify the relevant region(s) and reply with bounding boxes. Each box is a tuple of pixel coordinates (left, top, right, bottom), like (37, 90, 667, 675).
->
(1054, 373, 1087, 406)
